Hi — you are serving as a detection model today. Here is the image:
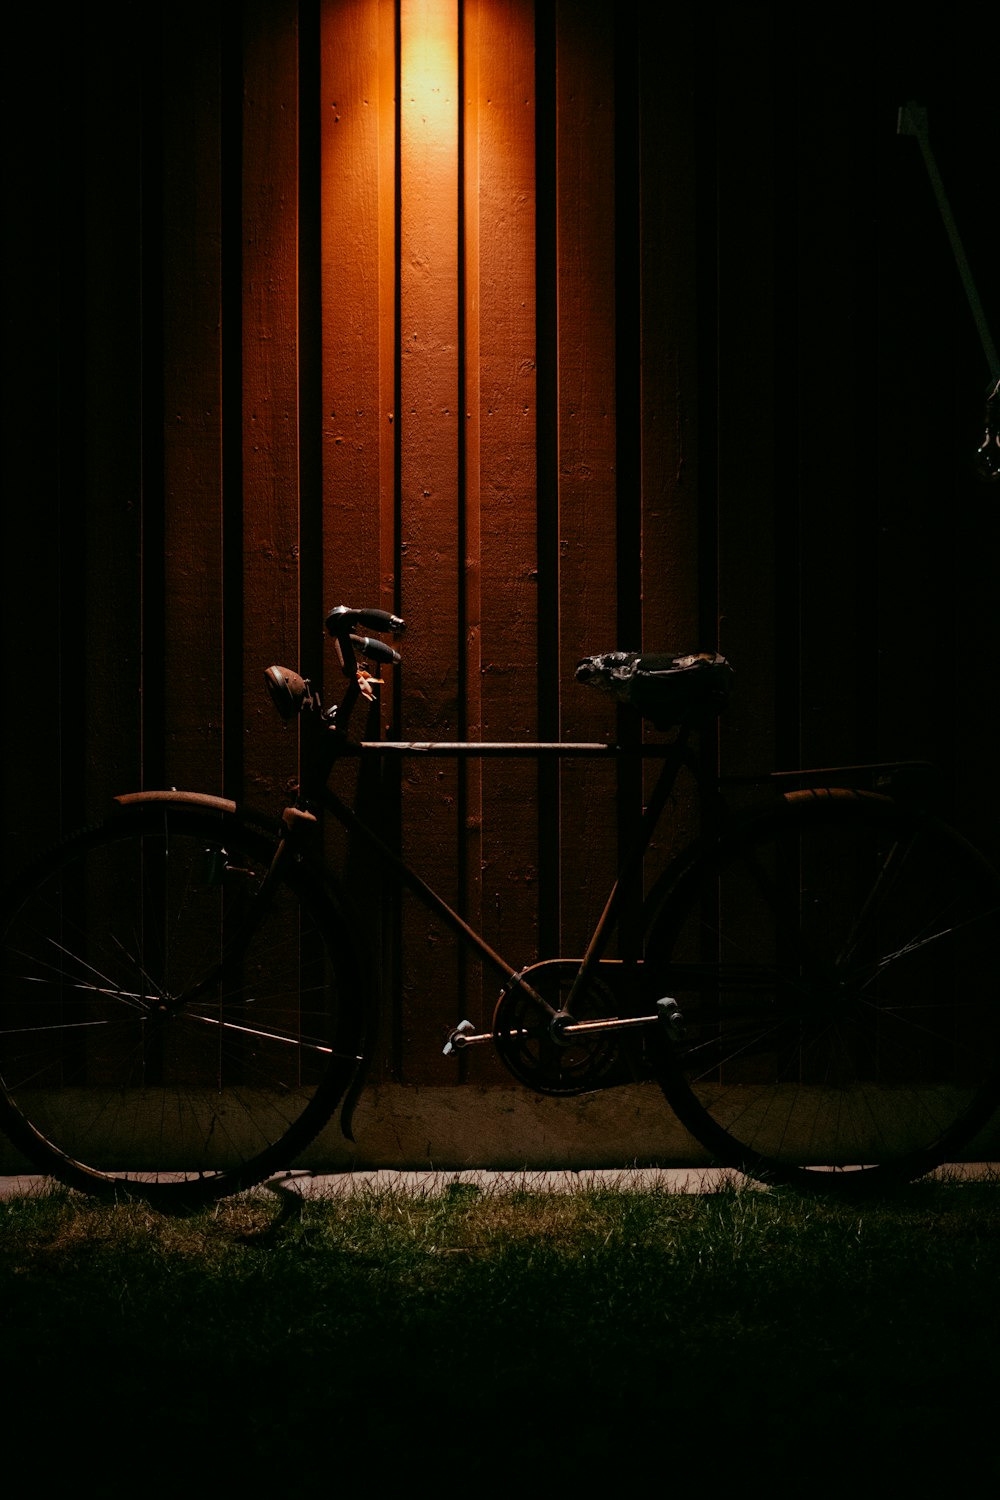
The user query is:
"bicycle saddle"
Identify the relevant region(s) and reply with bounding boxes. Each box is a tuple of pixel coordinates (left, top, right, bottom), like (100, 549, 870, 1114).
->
(576, 650, 733, 729)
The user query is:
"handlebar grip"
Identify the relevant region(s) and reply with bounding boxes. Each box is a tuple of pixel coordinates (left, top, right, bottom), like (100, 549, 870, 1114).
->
(326, 605, 405, 636)
(351, 634, 402, 666)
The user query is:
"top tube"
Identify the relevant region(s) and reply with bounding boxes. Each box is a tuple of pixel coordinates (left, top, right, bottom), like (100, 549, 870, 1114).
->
(357, 740, 679, 757)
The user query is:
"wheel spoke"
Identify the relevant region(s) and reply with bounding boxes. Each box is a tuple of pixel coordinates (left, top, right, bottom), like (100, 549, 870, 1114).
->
(0, 806, 364, 1207)
(646, 791, 1000, 1190)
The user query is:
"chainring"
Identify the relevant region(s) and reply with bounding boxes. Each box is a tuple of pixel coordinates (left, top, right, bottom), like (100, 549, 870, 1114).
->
(492, 960, 626, 1095)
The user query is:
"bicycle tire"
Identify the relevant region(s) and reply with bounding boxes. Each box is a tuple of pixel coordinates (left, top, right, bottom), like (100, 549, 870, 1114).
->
(0, 802, 368, 1208)
(644, 788, 1000, 1193)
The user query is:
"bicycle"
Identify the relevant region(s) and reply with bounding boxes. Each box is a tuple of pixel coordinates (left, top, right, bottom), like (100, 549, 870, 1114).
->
(1, 603, 998, 1209)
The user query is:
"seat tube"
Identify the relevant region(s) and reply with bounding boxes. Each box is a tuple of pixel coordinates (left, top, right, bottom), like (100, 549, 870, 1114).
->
(564, 744, 686, 1012)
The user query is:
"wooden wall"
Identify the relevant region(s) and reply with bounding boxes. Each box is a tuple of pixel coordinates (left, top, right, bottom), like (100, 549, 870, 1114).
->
(3, 1, 998, 1087)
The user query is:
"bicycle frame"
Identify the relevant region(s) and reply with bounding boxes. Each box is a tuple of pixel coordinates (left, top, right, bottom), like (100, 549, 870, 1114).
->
(274, 643, 940, 1058)
(294, 715, 691, 1048)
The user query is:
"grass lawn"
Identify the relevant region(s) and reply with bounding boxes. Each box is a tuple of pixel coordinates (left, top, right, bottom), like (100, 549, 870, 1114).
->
(1, 1172, 997, 1486)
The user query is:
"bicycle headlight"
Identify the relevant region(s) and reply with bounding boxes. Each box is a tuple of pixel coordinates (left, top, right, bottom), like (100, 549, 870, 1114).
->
(264, 665, 315, 720)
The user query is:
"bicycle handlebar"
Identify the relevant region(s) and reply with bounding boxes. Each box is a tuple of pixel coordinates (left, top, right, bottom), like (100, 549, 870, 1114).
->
(325, 604, 406, 679)
(265, 606, 406, 722)
(326, 605, 406, 637)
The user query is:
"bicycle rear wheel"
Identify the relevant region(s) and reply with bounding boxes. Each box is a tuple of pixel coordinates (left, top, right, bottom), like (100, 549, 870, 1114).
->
(0, 803, 367, 1208)
(645, 788, 1000, 1192)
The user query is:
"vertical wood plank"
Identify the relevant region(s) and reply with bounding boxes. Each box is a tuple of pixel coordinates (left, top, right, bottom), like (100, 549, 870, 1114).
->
(534, 0, 561, 956)
(242, 0, 302, 807)
(637, 6, 703, 870)
(321, 0, 390, 624)
(474, 0, 540, 1009)
(1, 11, 88, 857)
(711, 5, 780, 779)
(378, 0, 400, 630)
(638, 8, 701, 657)
(84, 20, 145, 815)
(794, 27, 881, 772)
(459, 0, 485, 1034)
(398, 0, 463, 1075)
(319, 0, 400, 1078)
(161, 7, 225, 795)
(554, 0, 619, 954)
(297, 0, 324, 693)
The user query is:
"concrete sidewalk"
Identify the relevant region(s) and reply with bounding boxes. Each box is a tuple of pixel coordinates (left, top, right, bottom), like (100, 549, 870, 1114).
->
(2, 1162, 997, 1201)
(0, 1167, 742, 1199)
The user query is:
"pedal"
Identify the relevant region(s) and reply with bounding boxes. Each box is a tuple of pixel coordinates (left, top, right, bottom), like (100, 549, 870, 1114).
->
(443, 1019, 476, 1056)
(656, 997, 686, 1041)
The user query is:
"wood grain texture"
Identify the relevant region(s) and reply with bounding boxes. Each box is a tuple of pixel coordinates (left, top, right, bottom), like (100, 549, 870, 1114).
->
(553, 0, 619, 955)
(321, 0, 388, 621)
(470, 0, 538, 1035)
(392, 0, 464, 1073)
(83, 20, 145, 818)
(241, 0, 302, 806)
(161, 9, 226, 795)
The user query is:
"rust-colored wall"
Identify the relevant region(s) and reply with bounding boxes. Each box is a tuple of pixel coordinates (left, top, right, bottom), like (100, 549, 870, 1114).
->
(3, 1, 998, 1087)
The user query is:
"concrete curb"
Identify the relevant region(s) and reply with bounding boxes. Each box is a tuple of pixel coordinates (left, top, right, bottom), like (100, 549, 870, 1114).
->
(2, 1162, 998, 1201)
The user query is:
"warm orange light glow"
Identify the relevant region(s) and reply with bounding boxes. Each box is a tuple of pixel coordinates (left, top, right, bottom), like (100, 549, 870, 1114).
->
(401, 0, 458, 131)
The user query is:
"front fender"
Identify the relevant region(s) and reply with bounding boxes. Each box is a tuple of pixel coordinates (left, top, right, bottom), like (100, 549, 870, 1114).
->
(115, 789, 238, 815)
(112, 787, 376, 1139)
(112, 789, 284, 842)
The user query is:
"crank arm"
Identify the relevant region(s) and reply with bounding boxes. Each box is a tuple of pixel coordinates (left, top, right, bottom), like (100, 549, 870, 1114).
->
(443, 998, 683, 1054)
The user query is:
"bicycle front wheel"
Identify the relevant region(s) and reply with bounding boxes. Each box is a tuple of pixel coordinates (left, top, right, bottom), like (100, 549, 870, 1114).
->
(645, 788, 1000, 1192)
(0, 802, 368, 1208)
